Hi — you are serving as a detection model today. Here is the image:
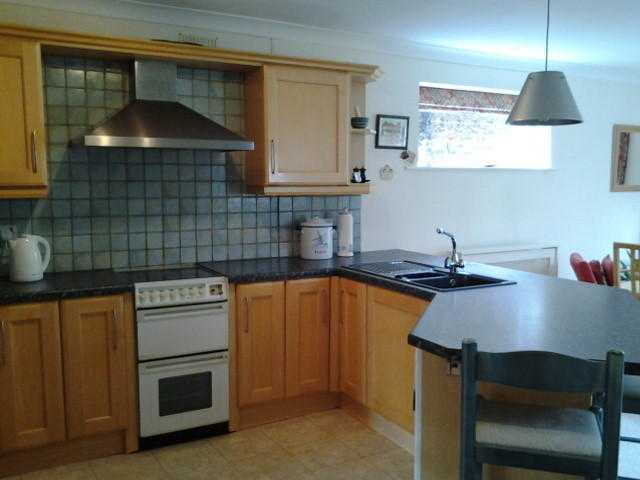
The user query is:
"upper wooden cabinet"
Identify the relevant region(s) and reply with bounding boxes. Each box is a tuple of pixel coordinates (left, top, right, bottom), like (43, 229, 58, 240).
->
(366, 286, 428, 432)
(285, 278, 331, 397)
(338, 278, 367, 403)
(0, 36, 47, 198)
(0, 302, 65, 452)
(245, 65, 350, 189)
(60, 295, 131, 439)
(236, 281, 286, 407)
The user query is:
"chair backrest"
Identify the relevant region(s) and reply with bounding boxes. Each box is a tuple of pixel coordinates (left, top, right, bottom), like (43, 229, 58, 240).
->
(570, 252, 597, 283)
(570, 252, 584, 273)
(590, 260, 606, 285)
(613, 242, 640, 298)
(602, 255, 614, 286)
(460, 339, 624, 479)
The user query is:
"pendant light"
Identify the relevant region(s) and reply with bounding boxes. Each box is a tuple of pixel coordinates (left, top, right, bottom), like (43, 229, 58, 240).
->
(506, 0, 582, 125)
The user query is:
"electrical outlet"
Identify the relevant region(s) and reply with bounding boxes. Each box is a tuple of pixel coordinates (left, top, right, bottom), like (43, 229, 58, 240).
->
(0, 225, 17, 242)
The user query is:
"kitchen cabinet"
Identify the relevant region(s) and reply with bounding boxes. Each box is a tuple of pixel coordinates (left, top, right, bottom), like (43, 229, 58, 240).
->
(285, 278, 331, 397)
(60, 295, 130, 439)
(0, 302, 65, 452)
(236, 281, 286, 406)
(0, 36, 47, 197)
(366, 286, 428, 432)
(338, 278, 367, 403)
(245, 65, 350, 190)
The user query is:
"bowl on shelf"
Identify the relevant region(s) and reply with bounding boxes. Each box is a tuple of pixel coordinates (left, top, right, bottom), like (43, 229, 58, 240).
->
(351, 116, 369, 129)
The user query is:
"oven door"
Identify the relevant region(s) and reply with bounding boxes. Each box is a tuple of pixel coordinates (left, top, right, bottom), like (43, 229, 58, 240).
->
(138, 352, 229, 438)
(137, 302, 228, 361)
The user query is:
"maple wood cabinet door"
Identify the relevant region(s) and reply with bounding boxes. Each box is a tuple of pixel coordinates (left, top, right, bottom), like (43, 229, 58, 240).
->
(0, 302, 65, 451)
(236, 282, 286, 406)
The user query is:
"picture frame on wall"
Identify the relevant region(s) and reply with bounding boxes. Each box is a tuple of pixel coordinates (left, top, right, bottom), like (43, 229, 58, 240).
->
(375, 114, 409, 149)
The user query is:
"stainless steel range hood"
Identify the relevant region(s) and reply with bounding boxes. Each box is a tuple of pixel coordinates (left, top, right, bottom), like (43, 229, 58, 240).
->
(84, 60, 254, 151)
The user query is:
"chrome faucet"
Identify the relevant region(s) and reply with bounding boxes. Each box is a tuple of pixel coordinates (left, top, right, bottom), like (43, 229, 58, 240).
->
(437, 228, 464, 274)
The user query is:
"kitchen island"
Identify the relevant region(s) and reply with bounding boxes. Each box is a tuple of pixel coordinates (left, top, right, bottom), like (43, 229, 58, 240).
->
(404, 257, 640, 480)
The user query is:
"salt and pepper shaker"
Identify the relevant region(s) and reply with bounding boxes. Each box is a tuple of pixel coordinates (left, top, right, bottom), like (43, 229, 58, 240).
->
(351, 166, 369, 183)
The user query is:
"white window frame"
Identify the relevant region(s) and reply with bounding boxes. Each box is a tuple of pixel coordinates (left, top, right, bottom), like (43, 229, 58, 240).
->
(413, 82, 553, 171)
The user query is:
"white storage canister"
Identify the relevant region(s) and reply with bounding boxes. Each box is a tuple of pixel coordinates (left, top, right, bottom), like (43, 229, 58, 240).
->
(337, 209, 354, 257)
(300, 217, 334, 260)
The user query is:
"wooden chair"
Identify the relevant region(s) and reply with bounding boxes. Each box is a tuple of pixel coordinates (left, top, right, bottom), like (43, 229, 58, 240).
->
(613, 242, 640, 299)
(460, 339, 624, 480)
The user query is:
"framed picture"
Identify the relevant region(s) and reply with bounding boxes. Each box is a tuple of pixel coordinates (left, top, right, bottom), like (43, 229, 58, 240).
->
(375, 114, 409, 149)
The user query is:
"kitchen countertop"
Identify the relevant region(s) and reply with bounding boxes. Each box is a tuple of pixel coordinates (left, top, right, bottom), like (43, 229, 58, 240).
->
(1, 249, 639, 371)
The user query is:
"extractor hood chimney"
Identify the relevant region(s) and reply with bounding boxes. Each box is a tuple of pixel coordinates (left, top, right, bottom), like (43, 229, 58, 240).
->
(83, 60, 254, 151)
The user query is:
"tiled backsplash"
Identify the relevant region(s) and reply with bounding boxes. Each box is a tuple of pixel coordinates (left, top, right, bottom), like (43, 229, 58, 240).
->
(0, 56, 361, 273)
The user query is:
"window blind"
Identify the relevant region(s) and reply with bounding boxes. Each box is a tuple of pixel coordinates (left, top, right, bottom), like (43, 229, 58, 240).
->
(419, 86, 517, 114)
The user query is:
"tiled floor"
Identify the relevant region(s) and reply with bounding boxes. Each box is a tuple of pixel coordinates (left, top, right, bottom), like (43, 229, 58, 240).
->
(9, 409, 413, 480)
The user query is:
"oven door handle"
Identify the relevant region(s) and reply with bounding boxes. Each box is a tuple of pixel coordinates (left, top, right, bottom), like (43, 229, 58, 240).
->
(139, 353, 228, 374)
(138, 304, 227, 323)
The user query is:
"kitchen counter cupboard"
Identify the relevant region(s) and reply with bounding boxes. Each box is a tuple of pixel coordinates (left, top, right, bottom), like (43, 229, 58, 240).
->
(0, 25, 378, 198)
(0, 294, 137, 477)
(229, 276, 428, 437)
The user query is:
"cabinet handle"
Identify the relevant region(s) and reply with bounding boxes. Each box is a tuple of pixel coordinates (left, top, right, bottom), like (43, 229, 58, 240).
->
(339, 292, 345, 325)
(31, 130, 38, 173)
(270, 139, 276, 175)
(0, 320, 5, 367)
(111, 310, 118, 351)
(243, 298, 250, 334)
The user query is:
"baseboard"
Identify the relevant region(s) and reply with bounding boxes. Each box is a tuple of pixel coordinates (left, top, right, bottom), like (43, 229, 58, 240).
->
(340, 393, 414, 453)
(0, 430, 127, 477)
(238, 392, 341, 430)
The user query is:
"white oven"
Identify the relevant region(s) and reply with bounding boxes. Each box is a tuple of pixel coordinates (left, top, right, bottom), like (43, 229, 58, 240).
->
(134, 276, 229, 440)
(138, 351, 229, 437)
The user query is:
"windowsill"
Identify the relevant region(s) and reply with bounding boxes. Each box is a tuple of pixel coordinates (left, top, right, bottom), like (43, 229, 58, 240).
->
(405, 166, 556, 172)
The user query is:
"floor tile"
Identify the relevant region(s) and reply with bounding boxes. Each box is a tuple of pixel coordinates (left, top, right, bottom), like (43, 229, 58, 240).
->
(21, 461, 97, 480)
(209, 427, 284, 462)
(286, 438, 360, 471)
(258, 416, 334, 448)
(152, 440, 237, 479)
(13, 409, 412, 480)
(339, 429, 400, 458)
(90, 452, 170, 480)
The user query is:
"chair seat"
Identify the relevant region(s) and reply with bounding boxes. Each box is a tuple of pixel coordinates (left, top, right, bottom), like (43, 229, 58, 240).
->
(624, 375, 640, 414)
(476, 399, 602, 462)
(625, 375, 640, 400)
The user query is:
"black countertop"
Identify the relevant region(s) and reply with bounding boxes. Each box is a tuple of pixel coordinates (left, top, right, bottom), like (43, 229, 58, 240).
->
(1, 249, 639, 371)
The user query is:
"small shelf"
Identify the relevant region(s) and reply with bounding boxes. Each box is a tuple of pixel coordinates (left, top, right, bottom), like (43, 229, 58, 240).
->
(247, 184, 371, 196)
(350, 128, 376, 135)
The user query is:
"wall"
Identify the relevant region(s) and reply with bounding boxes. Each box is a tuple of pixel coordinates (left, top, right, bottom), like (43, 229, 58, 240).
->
(1, 1, 639, 277)
(0, 55, 361, 272)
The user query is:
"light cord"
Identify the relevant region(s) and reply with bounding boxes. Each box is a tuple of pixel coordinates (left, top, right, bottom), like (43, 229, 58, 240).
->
(545, 0, 551, 71)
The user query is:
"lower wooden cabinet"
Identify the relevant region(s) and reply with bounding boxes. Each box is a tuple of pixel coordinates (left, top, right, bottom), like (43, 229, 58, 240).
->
(366, 286, 428, 432)
(61, 295, 130, 439)
(0, 293, 136, 471)
(0, 302, 66, 452)
(236, 281, 286, 407)
(285, 278, 331, 397)
(338, 278, 367, 403)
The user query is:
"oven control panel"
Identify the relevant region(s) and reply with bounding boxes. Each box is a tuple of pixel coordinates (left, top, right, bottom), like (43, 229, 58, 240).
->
(134, 277, 228, 308)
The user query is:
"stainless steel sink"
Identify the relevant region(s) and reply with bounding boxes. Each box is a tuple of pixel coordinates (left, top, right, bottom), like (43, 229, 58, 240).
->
(346, 261, 515, 292)
(396, 272, 510, 291)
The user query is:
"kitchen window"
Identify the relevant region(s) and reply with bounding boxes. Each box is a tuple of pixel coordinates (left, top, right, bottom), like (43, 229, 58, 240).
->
(417, 84, 551, 169)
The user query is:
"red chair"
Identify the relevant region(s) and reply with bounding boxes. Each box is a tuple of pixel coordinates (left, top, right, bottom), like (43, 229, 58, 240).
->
(601, 255, 614, 286)
(570, 252, 597, 283)
(589, 260, 606, 285)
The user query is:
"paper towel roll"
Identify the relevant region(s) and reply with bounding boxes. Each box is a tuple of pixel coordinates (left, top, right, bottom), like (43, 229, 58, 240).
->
(337, 209, 354, 257)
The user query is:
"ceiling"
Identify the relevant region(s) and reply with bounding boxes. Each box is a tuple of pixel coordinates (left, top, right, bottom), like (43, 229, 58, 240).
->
(128, 0, 640, 70)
